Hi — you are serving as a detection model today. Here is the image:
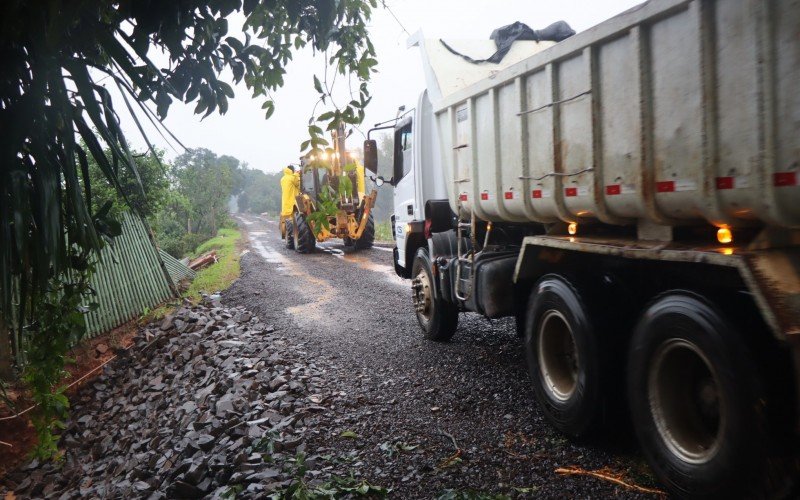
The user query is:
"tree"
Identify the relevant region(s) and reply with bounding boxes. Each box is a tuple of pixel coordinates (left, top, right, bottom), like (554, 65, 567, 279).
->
(84, 148, 171, 221)
(234, 168, 283, 215)
(0, 0, 378, 457)
(173, 148, 236, 236)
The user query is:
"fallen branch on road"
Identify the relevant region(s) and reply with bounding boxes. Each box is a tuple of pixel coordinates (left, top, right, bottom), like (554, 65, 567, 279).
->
(436, 428, 463, 469)
(437, 428, 459, 450)
(438, 449, 462, 469)
(555, 467, 666, 497)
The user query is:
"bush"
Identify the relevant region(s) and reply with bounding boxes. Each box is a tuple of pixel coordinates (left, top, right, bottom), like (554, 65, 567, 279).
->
(159, 236, 188, 259)
(220, 213, 238, 230)
(182, 233, 210, 256)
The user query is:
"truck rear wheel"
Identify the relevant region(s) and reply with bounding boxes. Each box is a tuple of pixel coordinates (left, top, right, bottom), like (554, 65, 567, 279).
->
(355, 213, 375, 250)
(285, 218, 295, 250)
(628, 293, 766, 498)
(411, 248, 458, 341)
(524, 275, 603, 438)
(293, 213, 316, 254)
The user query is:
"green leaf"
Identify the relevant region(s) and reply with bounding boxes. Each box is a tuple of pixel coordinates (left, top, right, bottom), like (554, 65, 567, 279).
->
(339, 430, 359, 439)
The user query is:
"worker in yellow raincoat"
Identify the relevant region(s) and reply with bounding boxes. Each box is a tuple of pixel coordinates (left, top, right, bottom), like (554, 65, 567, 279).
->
(280, 165, 300, 239)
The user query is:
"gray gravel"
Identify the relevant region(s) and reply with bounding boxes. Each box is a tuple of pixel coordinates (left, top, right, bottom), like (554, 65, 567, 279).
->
(223, 215, 660, 498)
(0, 214, 661, 499)
(2, 298, 376, 499)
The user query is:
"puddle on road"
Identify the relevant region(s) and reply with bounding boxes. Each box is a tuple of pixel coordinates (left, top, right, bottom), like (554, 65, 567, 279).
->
(252, 239, 287, 264)
(318, 245, 345, 259)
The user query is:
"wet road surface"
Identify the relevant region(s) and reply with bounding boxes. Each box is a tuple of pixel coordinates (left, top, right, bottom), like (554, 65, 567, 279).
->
(224, 214, 660, 498)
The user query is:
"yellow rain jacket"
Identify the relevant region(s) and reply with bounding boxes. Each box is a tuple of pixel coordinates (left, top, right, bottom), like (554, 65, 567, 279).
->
(280, 167, 300, 217)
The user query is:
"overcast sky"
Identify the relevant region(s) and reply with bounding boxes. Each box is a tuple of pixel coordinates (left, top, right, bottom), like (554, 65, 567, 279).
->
(115, 0, 643, 173)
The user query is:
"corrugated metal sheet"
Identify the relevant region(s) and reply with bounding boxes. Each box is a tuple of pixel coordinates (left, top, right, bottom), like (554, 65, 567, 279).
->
(82, 212, 176, 337)
(1, 212, 177, 373)
(159, 248, 197, 285)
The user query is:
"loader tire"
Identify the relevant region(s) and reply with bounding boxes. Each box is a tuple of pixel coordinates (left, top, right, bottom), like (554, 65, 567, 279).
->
(411, 248, 458, 341)
(285, 218, 295, 250)
(355, 213, 375, 250)
(293, 213, 316, 254)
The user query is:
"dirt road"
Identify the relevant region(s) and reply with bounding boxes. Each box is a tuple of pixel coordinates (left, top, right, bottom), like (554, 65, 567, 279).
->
(224, 214, 660, 498)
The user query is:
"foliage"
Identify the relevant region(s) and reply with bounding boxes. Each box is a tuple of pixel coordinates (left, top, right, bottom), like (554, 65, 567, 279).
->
(173, 149, 237, 237)
(268, 453, 389, 500)
(306, 187, 340, 237)
(235, 169, 283, 215)
(84, 148, 171, 221)
(2, 0, 379, 319)
(371, 135, 395, 223)
(1, 0, 377, 460)
(184, 228, 242, 302)
(22, 253, 98, 459)
(374, 221, 394, 242)
(378, 440, 418, 458)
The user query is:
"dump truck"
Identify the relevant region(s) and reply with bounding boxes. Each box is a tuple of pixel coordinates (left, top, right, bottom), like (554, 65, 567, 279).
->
(282, 125, 378, 253)
(364, 0, 800, 496)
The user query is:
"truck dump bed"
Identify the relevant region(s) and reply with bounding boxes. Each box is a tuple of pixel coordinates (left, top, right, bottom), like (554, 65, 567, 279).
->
(422, 0, 800, 228)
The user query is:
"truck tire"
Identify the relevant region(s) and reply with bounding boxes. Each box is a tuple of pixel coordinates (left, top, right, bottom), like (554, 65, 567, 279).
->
(524, 275, 603, 438)
(355, 213, 375, 250)
(293, 213, 316, 254)
(411, 248, 458, 341)
(628, 293, 766, 498)
(285, 218, 295, 250)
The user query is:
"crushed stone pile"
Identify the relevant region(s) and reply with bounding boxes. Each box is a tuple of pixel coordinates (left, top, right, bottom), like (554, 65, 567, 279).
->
(2, 298, 345, 499)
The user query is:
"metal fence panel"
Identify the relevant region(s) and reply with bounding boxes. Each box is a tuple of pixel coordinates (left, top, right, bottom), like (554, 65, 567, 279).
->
(159, 249, 196, 285)
(1, 212, 177, 375)
(82, 212, 175, 338)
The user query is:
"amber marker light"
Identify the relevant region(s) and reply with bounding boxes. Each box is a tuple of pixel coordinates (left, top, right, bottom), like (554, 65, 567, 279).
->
(717, 227, 733, 244)
(568, 222, 578, 235)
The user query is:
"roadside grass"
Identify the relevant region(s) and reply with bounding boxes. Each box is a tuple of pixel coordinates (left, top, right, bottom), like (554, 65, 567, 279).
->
(184, 228, 242, 302)
(375, 220, 393, 243)
(141, 228, 243, 321)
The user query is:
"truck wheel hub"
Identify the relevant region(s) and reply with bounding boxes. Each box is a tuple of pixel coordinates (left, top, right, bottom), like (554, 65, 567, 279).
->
(649, 339, 724, 464)
(537, 310, 579, 402)
(412, 271, 432, 319)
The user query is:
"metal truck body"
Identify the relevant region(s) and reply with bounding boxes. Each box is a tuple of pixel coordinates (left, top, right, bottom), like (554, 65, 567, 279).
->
(366, 0, 800, 496)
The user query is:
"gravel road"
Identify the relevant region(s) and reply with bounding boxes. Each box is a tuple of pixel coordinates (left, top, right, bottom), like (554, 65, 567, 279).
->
(223, 214, 661, 498)
(0, 213, 662, 499)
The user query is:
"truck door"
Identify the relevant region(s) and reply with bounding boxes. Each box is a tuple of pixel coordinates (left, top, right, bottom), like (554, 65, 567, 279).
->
(393, 120, 415, 269)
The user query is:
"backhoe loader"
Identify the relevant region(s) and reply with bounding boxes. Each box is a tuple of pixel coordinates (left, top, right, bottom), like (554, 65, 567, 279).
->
(280, 125, 377, 253)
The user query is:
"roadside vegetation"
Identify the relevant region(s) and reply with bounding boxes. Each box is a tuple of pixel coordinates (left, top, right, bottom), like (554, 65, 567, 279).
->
(375, 221, 394, 242)
(185, 228, 243, 302)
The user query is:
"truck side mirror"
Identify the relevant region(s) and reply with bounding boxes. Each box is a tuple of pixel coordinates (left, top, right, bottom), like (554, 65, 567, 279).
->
(363, 139, 378, 174)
